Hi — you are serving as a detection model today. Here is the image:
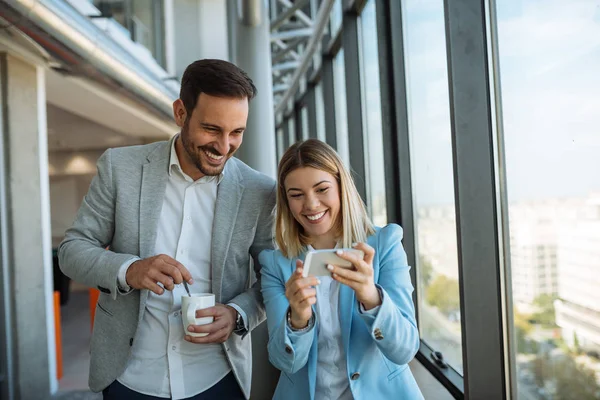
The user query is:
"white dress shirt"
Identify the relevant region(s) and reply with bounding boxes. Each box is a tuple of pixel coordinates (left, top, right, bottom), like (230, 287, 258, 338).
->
(116, 138, 233, 399)
(289, 245, 380, 400)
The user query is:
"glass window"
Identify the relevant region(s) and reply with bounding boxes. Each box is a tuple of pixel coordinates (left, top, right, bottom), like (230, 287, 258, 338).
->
(359, 1, 387, 226)
(495, 1, 600, 397)
(315, 81, 326, 142)
(93, 0, 165, 66)
(301, 107, 309, 141)
(287, 117, 296, 147)
(94, 0, 127, 27)
(276, 127, 285, 160)
(403, 0, 463, 373)
(333, 49, 350, 167)
(330, 0, 343, 35)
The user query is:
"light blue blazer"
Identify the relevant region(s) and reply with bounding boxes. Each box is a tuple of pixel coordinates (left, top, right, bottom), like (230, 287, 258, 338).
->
(259, 224, 424, 400)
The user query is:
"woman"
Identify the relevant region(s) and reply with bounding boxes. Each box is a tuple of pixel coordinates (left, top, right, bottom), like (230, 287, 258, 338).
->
(259, 139, 423, 400)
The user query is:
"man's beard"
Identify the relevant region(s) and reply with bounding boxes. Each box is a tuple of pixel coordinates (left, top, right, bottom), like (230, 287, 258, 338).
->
(180, 123, 231, 176)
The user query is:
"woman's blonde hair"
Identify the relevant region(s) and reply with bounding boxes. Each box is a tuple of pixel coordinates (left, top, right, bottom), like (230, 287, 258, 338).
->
(276, 139, 375, 258)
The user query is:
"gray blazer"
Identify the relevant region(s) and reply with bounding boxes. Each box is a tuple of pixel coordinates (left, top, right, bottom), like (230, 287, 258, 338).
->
(58, 137, 276, 398)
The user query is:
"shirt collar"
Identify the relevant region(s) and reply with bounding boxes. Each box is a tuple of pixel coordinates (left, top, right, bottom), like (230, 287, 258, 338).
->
(169, 134, 224, 185)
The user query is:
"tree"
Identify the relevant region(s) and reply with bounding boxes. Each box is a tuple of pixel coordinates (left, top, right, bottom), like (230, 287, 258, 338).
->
(426, 275, 460, 316)
(530, 293, 558, 327)
(514, 309, 535, 354)
(418, 254, 433, 287)
(573, 332, 581, 355)
(531, 354, 600, 399)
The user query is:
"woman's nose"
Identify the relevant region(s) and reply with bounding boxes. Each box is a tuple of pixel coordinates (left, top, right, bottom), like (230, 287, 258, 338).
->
(304, 194, 320, 210)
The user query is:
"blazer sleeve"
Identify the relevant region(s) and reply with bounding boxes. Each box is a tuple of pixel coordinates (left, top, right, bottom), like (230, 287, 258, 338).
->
(259, 250, 315, 374)
(359, 224, 420, 365)
(228, 182, 277, 334)
(57, 149, 138, 299)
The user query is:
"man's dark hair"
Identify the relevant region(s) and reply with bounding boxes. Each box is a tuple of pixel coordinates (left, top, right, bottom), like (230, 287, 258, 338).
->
(179, 59, 257, 115)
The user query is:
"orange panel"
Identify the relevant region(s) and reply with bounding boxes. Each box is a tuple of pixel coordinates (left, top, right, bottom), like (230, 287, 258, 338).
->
(89, 288, 100, 331)
(54, 291, 63, 380)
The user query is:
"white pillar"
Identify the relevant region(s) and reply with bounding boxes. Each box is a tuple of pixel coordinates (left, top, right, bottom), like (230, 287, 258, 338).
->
(0, 52, 56, 399)
(230, 0, 277, 179)
(172, 0, 230, 78)
(227, 2, 280, 399)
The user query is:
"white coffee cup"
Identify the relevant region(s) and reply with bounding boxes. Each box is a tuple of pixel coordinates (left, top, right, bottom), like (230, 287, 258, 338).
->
(181, 293, 215, 337)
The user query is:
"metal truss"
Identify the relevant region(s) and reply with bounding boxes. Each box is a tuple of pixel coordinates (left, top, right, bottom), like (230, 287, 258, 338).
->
(269, 0, 335, 116)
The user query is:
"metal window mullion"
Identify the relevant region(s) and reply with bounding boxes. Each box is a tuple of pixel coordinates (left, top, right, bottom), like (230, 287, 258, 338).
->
(321, 57, 338, 149)
(306, 87, 318, 139)
(0, 52, 14, 400)
(342, 12, 367, 202)
(374, 0, 415, 263)
(282, 117, 290, 150)
(443, 1, 506, 399)
(294, 106, 303, 141)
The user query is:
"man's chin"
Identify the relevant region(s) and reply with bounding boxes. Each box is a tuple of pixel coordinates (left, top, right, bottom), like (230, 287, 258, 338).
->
(198, 160, 227, 176)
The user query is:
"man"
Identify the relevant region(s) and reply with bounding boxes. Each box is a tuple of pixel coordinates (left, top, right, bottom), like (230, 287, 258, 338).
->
(59, 59, 276, 400)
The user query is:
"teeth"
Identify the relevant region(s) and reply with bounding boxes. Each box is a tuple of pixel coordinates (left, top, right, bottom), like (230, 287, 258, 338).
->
(205, 150, 224, 160)
(306, 211, 325, 221)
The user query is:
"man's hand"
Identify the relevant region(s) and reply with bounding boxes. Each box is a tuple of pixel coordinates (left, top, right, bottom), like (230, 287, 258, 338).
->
(184, 304, 238, 344)
(126, 254, 193, 295)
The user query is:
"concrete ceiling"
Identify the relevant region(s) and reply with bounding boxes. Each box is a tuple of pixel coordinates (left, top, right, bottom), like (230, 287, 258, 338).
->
(45, 68, 178, 140)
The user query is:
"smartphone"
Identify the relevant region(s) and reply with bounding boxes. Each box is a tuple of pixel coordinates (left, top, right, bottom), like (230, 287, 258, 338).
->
(302, 248, 365, 278)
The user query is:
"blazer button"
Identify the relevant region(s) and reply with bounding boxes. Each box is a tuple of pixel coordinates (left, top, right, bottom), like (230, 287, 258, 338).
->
(129, 338, 133, 346)
(351, 372, 360, 380)
(285, 345, 293, 354)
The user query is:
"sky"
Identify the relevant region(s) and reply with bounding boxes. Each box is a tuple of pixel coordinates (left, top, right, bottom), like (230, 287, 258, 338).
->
(382, 0, 600, 206)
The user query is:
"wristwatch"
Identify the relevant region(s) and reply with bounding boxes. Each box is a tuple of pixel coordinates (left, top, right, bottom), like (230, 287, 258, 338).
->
(234, 311, 245, 334)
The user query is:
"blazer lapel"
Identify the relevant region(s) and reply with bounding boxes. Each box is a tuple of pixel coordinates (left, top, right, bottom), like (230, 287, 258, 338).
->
(138, 139, 171, 314)
(339, 282, 355, 357)
(211, 159, 244, 302)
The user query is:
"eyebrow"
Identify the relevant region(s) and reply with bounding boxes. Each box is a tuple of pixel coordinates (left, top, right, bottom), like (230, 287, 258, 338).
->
(287, 180, 331, 192)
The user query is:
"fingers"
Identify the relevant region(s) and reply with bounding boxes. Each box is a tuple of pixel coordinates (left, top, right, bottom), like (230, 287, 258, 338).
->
(285, 260, 306, 288)
(146, 280, 164, 295)
(195, 306, 219, 318)
(285, 277, 320, 302)
(292, 287, 317, 304)
(186, 305, 234, 344)
(352, 242, 375, 265)
(159, 255, 193, 284)
(186, 325, 230, 344)
(148, 271, 175, 291)
(327, 264, 367, 284)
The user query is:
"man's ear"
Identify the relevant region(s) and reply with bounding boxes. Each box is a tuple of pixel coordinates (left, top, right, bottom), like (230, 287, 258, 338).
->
(172, 99, 187, 127)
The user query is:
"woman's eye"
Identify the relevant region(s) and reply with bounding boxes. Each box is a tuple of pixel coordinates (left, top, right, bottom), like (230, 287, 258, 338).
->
(317, 187, 329, 193)
(289, 193, 302, 198)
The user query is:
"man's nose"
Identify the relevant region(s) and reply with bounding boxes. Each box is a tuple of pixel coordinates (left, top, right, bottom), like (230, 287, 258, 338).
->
(214, 135, 230, 155)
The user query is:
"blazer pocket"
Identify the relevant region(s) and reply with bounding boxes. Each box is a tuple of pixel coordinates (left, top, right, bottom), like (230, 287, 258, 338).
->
(387, 364, 409, 381)
(96, 302, 113, 317)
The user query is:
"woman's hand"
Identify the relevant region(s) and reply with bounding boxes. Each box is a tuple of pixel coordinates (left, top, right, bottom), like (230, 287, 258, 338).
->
(285, 260, 320, 329)
(328, 243, 381, 310)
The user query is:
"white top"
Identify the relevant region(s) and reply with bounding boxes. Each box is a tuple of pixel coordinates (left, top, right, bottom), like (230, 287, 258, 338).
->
(116, 138, 233, 399)
(293, 245, 379, 400)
